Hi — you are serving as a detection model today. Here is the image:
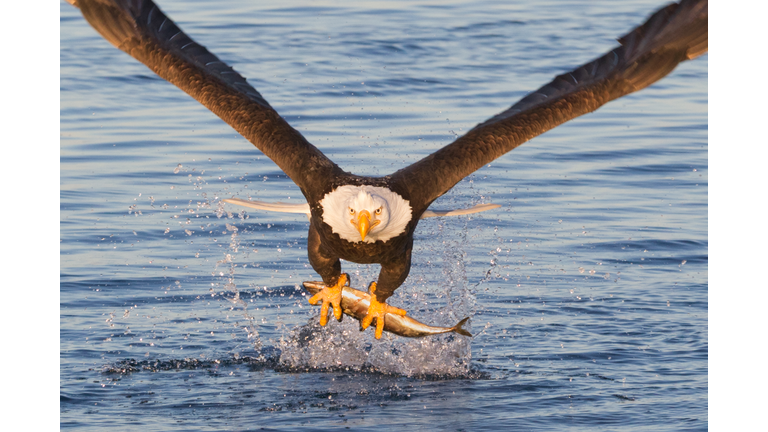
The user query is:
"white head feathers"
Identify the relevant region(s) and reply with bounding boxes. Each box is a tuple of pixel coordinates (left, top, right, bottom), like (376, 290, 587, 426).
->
(319, 185, 412, 243)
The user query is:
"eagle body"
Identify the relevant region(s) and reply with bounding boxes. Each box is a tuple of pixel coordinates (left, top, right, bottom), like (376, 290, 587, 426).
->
(308, 180, 421, 302)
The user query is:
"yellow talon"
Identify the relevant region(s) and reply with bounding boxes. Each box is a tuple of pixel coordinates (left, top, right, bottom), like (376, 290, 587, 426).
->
(360, 282, 406, 339)
(308, 273, 348, 326)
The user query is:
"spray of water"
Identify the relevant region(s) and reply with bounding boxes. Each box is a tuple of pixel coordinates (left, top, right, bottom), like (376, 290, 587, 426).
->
(214, 216, 262, 351)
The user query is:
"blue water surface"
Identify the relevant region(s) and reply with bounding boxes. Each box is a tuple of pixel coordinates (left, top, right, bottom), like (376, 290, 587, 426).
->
(60, 0, 707, 430)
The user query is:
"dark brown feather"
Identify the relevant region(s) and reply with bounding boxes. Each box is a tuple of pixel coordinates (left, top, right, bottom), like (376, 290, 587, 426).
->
(74, 0, 346, 203)
(391, 0, 707, 216)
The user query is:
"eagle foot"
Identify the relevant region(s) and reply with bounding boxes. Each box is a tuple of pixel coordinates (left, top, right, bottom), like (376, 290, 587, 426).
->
(360, 282, 407, 339)
(308, 273, 349, 326)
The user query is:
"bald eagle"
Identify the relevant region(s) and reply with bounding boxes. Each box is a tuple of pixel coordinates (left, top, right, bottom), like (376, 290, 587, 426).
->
(69, 0, 707, 339)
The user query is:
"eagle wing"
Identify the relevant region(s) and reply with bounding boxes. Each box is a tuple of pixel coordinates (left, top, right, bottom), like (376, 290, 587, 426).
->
(391, 0, 707, 216)
(71, 0, 344, 202)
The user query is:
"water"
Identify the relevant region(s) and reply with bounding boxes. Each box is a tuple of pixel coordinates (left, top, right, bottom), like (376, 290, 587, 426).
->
(60, 0, 707, 429)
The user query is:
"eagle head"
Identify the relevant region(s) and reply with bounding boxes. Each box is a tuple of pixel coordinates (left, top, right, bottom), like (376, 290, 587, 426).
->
(319, 185, 412, 244)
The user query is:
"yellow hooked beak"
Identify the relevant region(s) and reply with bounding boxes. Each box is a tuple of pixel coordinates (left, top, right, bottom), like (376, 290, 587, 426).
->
(351, 210, 380, 241)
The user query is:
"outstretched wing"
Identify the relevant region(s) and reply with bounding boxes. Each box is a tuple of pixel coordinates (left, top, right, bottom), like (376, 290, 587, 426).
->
(70, 0, 344, 201)
(391, 0, 707, 216)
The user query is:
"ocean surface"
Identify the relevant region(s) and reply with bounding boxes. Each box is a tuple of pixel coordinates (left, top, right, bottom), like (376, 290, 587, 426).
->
(60, 0, 708, 429)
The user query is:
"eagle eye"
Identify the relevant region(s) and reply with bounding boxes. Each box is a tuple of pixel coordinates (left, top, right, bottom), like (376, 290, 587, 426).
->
(375, 207, 382, 215)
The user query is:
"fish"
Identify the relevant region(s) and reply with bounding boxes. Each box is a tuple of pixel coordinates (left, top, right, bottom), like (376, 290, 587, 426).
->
(302, 281, 472, 338)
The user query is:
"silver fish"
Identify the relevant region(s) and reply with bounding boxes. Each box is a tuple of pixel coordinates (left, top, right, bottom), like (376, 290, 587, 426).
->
(302, 281, 472, 338)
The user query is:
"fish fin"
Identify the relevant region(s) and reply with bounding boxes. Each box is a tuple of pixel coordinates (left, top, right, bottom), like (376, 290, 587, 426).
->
(452, 317, 472, 337)
(223, 198, 311, 218)
(421, 203, 501, 218)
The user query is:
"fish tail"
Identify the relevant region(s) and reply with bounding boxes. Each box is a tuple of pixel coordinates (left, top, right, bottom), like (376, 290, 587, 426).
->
(452, 317, 472, 337)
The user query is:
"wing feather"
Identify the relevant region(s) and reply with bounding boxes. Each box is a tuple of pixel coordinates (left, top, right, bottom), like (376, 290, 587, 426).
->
(222, 198, 311, 217)
(391, 0, 707, 215)
(73, 0, 344, 201)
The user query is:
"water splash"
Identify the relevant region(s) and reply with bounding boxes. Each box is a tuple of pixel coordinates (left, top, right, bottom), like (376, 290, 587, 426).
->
(277, 315, 472, 377)
(212, 219, 262, 351)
